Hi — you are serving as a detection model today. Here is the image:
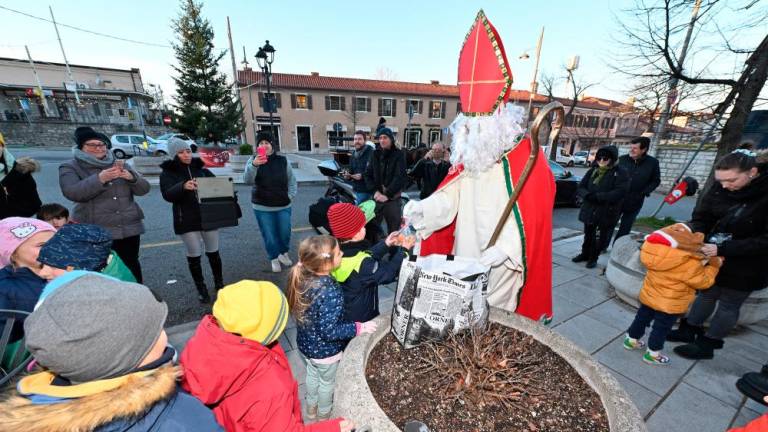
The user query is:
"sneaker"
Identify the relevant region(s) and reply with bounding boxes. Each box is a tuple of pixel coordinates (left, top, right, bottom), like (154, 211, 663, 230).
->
(278, 253, 293, 266)
(306, 405, 317, 420)
(623, 336, 646, 351)
(270, 259, 282, 273)
(643, 351, 670, 366)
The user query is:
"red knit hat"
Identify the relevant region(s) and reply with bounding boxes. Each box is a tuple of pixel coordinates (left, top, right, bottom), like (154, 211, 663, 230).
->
(328, 203, 367, 240)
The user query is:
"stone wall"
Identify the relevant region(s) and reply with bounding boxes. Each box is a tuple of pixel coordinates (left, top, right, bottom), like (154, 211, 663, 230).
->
(0, 121, 173, 147)
(651, 144, 717, 190)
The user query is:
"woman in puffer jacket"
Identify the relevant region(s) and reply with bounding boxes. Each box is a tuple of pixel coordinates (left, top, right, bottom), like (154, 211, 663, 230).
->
(572, 145, 629, 268)
(668, 149, 768, 360)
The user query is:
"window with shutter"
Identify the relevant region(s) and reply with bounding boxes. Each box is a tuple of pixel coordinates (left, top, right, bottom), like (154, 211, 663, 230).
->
(366, 97, 371, 112)
(294, 94, 309, 109)
(380, 98, 395, 117)
(440, 101, 446, 119)
(340, 96, 346, 111)
(354, 97, 369, 112)
(430, 101, 444, 119)
(327, 96, 343, 111)
(291, 94, 297, 109)
(276, 93, 282, 108)
(325, 96, 331, 110)
(307, 95, 313, 109)
(407, 99, 420, 116)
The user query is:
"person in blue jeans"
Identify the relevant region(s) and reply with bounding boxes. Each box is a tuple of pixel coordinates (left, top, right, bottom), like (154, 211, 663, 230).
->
(244, 132, 297, 273)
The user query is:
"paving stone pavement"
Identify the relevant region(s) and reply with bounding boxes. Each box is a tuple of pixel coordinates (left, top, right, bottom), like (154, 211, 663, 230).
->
(167, 230, 768, 431)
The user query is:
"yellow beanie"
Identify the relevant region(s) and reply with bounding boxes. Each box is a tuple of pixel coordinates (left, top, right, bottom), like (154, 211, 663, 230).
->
(212, 280, 289, 345)
(0, 132, 5, 146)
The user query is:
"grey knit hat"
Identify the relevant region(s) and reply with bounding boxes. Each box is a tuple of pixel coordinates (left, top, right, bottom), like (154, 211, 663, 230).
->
(167, 137, 192, 156)
(24, 271, 168, 383)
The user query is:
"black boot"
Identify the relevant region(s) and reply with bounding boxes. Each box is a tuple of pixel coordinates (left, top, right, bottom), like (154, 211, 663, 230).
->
(673, 334, 722, 360)
(737, 369, 768, 406)
(206, 251, 224, 290)
(187, 256, 210, 304)
(666, 318, 704, 343)
(572, 254, 588, 263)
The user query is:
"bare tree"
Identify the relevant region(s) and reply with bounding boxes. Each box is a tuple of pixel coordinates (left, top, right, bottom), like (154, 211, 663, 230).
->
(374, 66, 400, 81)
(540, 69, 596, 159)
(613, 0, 768, 199)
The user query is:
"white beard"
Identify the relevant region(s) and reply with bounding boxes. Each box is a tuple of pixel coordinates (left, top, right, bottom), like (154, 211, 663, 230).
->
(448, 103, 526, 175)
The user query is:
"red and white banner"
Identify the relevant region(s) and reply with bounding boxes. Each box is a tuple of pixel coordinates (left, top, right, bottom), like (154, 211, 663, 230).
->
(198, 148, 235, 168)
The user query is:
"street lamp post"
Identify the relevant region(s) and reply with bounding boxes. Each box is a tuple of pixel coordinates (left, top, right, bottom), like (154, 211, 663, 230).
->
(255, 40, 277, 150)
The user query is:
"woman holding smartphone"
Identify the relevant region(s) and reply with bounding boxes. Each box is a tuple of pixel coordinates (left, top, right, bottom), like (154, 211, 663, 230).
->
(59, 127, 150, 282)
(668, 149, 768, 360)
(243, 131, 297, 273)
(160, 138, 223, 304)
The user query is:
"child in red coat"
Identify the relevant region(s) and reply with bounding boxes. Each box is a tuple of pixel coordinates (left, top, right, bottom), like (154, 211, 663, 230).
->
(180, 280, 356, 432)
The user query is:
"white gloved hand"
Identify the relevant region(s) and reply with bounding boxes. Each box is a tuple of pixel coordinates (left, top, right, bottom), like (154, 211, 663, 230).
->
(403, 200, 425, 228)
(479, 246, 508, 268)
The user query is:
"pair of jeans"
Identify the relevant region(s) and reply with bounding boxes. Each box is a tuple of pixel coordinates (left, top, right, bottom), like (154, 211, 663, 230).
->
(613, 208, 641, 243)
(354, 191, 373, 205)
(373, 199, 402, 234)
(581, 223, 613, 262)
(304, 358, 340, 416)
(111, 235, 142, 283)
(253, 207, 292, 260)
(687, 285, 752, 339)
(627, 304, 679, 351)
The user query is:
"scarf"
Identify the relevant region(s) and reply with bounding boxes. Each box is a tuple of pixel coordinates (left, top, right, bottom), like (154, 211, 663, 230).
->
(0, 146, 16, 183)
(73, 147, 115, 169)
(591, 165, 611, 185)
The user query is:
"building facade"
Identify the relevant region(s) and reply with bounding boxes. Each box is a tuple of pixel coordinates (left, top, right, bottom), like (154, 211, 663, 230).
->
(0, 57, 169, 146)
(238, 70, 466, 153)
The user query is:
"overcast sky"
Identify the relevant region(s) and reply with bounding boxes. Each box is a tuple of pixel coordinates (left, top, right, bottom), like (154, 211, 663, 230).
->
(1, 0, 764, 109)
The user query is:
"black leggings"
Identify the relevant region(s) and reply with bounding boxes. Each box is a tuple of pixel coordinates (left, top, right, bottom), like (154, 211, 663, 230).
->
(112, 235, 143, 283)
(581, 223, 613, 262)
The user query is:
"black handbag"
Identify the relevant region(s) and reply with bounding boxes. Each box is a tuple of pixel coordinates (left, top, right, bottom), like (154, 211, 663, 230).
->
(196, 178, 242, 230)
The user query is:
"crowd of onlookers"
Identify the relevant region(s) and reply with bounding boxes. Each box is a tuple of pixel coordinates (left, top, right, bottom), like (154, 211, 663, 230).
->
(2, 123, 767, 431)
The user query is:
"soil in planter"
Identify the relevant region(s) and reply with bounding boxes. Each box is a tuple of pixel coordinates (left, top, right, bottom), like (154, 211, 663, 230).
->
(366, 324, 609, 432)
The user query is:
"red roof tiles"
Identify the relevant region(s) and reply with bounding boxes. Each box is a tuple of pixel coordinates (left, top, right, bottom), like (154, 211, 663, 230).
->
(237, 70, 627, 109)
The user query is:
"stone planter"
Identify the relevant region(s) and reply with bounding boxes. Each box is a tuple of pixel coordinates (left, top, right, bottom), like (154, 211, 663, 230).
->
(227, 155, 251, 173)
(606, 235, 768, 325)
(128, 156, 167, 177)
(334, 308, 646, 432)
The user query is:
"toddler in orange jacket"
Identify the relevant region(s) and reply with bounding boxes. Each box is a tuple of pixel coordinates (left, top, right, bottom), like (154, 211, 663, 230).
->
(623, 223, 722, 365)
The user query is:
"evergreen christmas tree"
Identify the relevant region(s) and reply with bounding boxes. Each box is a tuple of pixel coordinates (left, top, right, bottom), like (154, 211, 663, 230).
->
(171, 0, 243, 144)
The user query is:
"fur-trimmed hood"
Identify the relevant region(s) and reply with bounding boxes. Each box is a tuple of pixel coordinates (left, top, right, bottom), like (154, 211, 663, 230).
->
(13, 157, 41, 174)
(0, 366, 183, 432)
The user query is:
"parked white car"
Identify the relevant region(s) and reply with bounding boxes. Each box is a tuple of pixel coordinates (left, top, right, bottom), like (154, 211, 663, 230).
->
(573, 150, 589, 166)
(542, 146, 575, 167)
(110, 134, 164, 158)
(155, 133, 198, 152)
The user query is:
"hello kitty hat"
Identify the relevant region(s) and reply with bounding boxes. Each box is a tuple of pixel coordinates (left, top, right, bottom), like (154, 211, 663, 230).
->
(0, 217, 56, 267)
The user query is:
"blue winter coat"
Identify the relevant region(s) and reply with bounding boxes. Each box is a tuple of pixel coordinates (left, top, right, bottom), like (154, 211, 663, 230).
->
(296, 276, 357, 359)
(331, 240, 405, 322)
(0, 266, 46, 342)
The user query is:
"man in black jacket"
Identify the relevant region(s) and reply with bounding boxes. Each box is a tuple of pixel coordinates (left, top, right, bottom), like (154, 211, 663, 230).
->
(344, 131, 375, 204)
(612, 137, 660, 243)
(408, 142, 451, 199)
(365, 128, 407, 233)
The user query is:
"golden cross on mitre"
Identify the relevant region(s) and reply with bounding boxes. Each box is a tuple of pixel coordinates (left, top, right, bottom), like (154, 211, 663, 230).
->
(457, 10, 514, 116)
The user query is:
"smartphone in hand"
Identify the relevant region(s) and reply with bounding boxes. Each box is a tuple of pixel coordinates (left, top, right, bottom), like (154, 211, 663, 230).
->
(257, 147, 267, 159)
